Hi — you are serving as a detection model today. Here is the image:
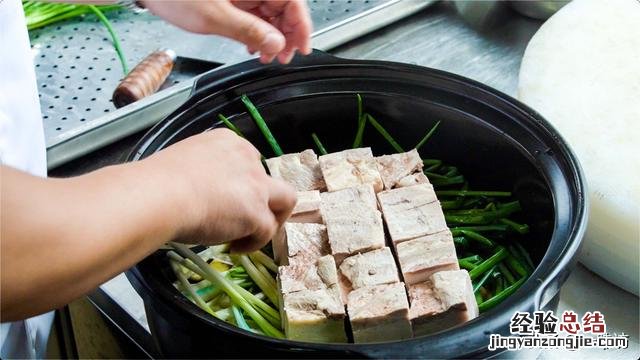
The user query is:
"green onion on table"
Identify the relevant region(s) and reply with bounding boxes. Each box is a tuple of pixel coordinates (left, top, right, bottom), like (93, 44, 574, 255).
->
(23, 1, 128, 74)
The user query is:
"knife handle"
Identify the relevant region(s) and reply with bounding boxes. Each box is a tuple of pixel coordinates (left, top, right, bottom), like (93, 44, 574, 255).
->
(112, 48, 176, 108)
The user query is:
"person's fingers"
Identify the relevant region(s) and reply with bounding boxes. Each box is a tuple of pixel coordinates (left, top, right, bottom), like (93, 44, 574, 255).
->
(256, 0, 289, 17)
(235, 136, 263, 161)
(280, 1, 312, 54)
(277, 47, 296, 64)
(231, 0, 263, 11)
(230, 211, 279, 253)
(213, 2, 286, 58)
(267, 177, 297, 225)
(252, 0, 312, 58)
(260, 53, 278, 64)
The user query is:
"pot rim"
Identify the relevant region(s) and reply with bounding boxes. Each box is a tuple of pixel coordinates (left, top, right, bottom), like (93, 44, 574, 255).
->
(125, 51, 589, 355)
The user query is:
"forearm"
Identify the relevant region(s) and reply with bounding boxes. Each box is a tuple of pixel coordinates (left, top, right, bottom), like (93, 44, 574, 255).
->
(0, 160, 186, 321)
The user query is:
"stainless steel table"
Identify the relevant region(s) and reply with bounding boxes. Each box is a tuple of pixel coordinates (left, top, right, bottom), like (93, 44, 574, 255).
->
(49, 1, 639, 358)
(30, 0, 434, 168)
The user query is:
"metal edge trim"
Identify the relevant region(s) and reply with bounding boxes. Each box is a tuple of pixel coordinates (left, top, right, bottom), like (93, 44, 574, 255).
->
(46, 81, 193, 168)
(313, 0, 435, 51)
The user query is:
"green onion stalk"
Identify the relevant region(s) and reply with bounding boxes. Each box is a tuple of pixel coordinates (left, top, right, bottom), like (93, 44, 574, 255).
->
(352, 94, 366, 148)
(241, 95, 283, 156)
(169, 243, 284, 338)
(24, 2, 128, 74)
(167, 250, 280, 327)
(311, 133, 328, 155)
(169, 260, 216, 317)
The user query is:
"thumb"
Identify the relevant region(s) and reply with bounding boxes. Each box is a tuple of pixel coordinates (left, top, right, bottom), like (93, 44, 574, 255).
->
(214, 3, 286, 57)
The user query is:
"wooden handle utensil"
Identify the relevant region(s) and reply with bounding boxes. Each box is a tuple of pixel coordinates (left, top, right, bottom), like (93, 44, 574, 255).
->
(112, 48, 176, 108)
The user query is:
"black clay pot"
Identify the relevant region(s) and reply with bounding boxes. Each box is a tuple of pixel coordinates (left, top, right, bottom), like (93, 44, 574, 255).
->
(125, 51, 588, 358)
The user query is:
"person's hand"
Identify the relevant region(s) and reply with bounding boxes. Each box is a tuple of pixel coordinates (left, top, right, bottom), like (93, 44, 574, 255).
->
(144, 129, 297, 252)
(140, 0, 312, 64)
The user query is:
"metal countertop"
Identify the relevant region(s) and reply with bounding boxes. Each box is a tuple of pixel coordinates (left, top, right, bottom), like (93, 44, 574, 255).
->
(31, 0, 434, 168)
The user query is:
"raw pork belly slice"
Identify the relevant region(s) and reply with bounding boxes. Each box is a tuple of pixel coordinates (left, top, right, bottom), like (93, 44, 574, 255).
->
(292, 190, 321, 214)
(323, 209, 386, 265)
(279, 255, 347, 343)
(289, 190, 323, 224)
(281, 285, 347, 343)
(375, 149, 424, 189)
(408, 270, 479, 337)
(266, 149, 326, 191)
(396, 230, 459, 285)
(377, 184, 447, 244)
(396, 172, 430, 188)
(272, 223, 329, 266)
(339, 247, 400, 295)
(320, 184, 378, 211)
(320, 186, 386, 264)
(319, 148, 383, 193)
(347, 282, 413, 343)
(278, 255, 339, 294)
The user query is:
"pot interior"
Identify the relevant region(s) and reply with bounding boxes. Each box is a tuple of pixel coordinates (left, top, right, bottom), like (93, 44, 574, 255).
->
(135, 90, 554, 331)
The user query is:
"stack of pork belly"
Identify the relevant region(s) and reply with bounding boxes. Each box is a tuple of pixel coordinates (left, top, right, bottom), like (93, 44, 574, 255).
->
(267, 147, 478, 343)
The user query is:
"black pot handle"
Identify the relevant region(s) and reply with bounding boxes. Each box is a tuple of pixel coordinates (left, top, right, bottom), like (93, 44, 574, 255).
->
(288, 48, 344, 65)
(190, 49, 343, 96)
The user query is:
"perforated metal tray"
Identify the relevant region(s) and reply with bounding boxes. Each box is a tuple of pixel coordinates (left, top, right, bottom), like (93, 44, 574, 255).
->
(28, 0, 433, 168)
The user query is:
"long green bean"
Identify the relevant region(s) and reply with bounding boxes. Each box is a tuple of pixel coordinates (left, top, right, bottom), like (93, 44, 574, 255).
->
(498, 263, 516, 285)
(475, 291, 484, 304)
(450, 225, 509, 233)
(444, 166, 459, 177)
(452, 229, 494, 247)
(514, 243, 536, 270)
(458, 259, 477, 270)
(446, 202, 496, 215)
(478, 277, 526, 312)
(445, 201, 521, 225)
(473, 265, 497, 293)
(422, 159, 442, 166)
(469, 247, 508, 280)
(505, 250, 529, 277)
(494, 276, 504, 293)
(430, 175, 465, 186)
(424, 171, 450, 180)
(437, 190, 512, 197)
(453, 236, 469, 247)
(459, 255, 482, 263)
(441, 199, 464, 210)
(500, 218, 530, 234)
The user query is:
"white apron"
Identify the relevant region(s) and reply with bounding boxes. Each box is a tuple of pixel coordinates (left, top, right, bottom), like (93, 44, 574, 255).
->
(1, 0, 53, 358)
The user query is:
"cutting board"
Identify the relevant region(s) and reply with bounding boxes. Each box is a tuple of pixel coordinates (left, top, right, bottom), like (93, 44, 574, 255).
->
(518, 0, 639, 295)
